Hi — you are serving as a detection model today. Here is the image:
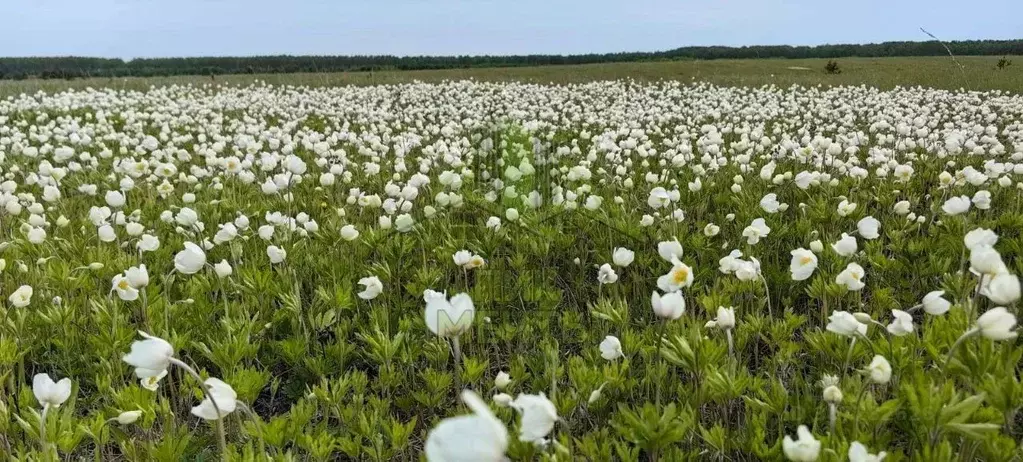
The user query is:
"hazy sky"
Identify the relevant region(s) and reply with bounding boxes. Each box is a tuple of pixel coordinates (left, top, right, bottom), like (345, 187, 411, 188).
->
(3, 0, 1020, 58)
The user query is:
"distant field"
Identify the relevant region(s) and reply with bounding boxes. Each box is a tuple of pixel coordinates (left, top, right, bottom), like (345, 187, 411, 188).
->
(0, 56, 1020, 95)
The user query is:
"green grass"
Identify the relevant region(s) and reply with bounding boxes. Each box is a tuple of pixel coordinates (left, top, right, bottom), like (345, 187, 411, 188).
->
(1, 56, 1020, 96)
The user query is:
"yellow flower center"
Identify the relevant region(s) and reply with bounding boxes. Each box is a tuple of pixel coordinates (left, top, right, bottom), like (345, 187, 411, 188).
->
(118, 279, 131, 290)
(672, 267, 689, 284)
(800, 256, 814, 265)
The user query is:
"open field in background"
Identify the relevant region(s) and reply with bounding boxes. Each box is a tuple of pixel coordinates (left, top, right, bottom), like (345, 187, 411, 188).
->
(0, 56, 1020, 96)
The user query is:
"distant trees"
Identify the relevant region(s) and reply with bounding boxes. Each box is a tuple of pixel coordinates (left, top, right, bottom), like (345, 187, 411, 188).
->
(1, 39, 1021, 80)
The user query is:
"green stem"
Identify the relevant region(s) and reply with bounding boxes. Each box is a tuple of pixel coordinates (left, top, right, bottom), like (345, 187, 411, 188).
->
(451, 336, 462, 395)
(169, 358, 227, 460)
(851, 384, 869, 436)
(39, 404, 50, 457)
(943, 328, 979, 370)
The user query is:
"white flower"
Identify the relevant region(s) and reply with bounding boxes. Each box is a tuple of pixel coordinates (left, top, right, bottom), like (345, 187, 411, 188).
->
(213, 223, 238, 244)
(651, 291, 686, 320)
(116, 410, 143, 425)
(394, 213, 415, 232)
(837, 199, 857, 217)
(27, 227, 46, 244)
(105, 190, 126, 208)
(741, 218, 771, 245)
(970, 245, 1007, 275)
(111, 275, 139, 301)
(893, 200, 911, 215)
(174, 242, 207, 274)
(971, 190, 991, 210)
(137, 234, 160, 252)
(190, 378, 238, 421)
(982, 273, 1020, 305)
(599, 335, 623, 360)
(848, 441, 887, 462)
(922, 290, 951, 315)
(823, 385, 843, 404)
(708, 306, 736, 329)
(827, 311, 867, 337)
(33, 373, 72, 408)
(453, 250, 473, 268)
(597, 263, 618, 284)
(809, 240, 823, 253)
(760, 193, 780, 213)
(122, 331, 174, 378)
(358, 276, 383, 300)
(493, 393, 513, 407)
(657, 239, 684, 262)
(510, 393, 558, 443)
(789, 248, 818, 281)
(424, 290, 475, 337)
(866, 355, 891, 384)
(214, 260, 233, 278)
(964, 228, 998, 251)
(835, 262, 866, 291)
(340, 224, 360, 241)
(266, 245, 287, 264)
(856, 216, 880, 239)
(9, 284, 33, 307)
(782, 425, 821, 462)
(941, 196, 971, 215)
(657, 258, 693, 292)
(734, 258, 761, 282)
(975, 307, 1017, 341)
(140, 369, 168, 391)
(831, 233, 857, 257)
(486, 216, 501, 231)
(125, 264, 149, 288)
(505, 208, 519, 221)
(98, 224, 116, 242)
(886, 309, 914, 336)
(495, 371, 512, 390)
(425, 390, 508, 462)
(647, 187, 670, 209)
(703, 223, 720, 237)
(612, 247, 634, 267)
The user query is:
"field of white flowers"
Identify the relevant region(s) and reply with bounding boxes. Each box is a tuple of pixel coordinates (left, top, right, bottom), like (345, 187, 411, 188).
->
(0, 80, 1021, 461)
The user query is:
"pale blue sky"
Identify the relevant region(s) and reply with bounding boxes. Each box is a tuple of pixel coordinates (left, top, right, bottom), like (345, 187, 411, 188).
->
(3, 0, 1020, 58)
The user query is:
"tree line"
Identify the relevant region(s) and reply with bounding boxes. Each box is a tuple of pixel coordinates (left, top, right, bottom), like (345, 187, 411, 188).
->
(2, 39, 1021, 80)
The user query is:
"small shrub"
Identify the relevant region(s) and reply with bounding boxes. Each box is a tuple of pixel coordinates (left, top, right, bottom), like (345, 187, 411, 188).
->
(824, 60, 842, 75)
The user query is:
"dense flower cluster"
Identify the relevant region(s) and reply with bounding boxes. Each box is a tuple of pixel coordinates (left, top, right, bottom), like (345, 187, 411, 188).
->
(0, 80, 1021, 460)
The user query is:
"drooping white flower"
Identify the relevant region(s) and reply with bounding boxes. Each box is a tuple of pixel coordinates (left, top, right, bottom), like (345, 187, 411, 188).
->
(599, 335, 624, 360)
(856, 216, 880, 240)
(922, 290, 951, 315)
(848, 441, 887, 462)
(510, 393, 558, 443)
(173, 242, 207, 274)
(122, 331, 174, 378)
(975, 307, 1017, 341)
(358, 276, 383, 300)
(782, 425, 821, 462)
(190, 378, 238, 421)
(866, 355, 891, 384)
(33, 373, 72, 409)
(651, 291, 686, 320)
(424, 290, 475, 338)
(827, 311, 867, 337)
(886, 309, 914, 336)
(425, 390, 508, 462)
